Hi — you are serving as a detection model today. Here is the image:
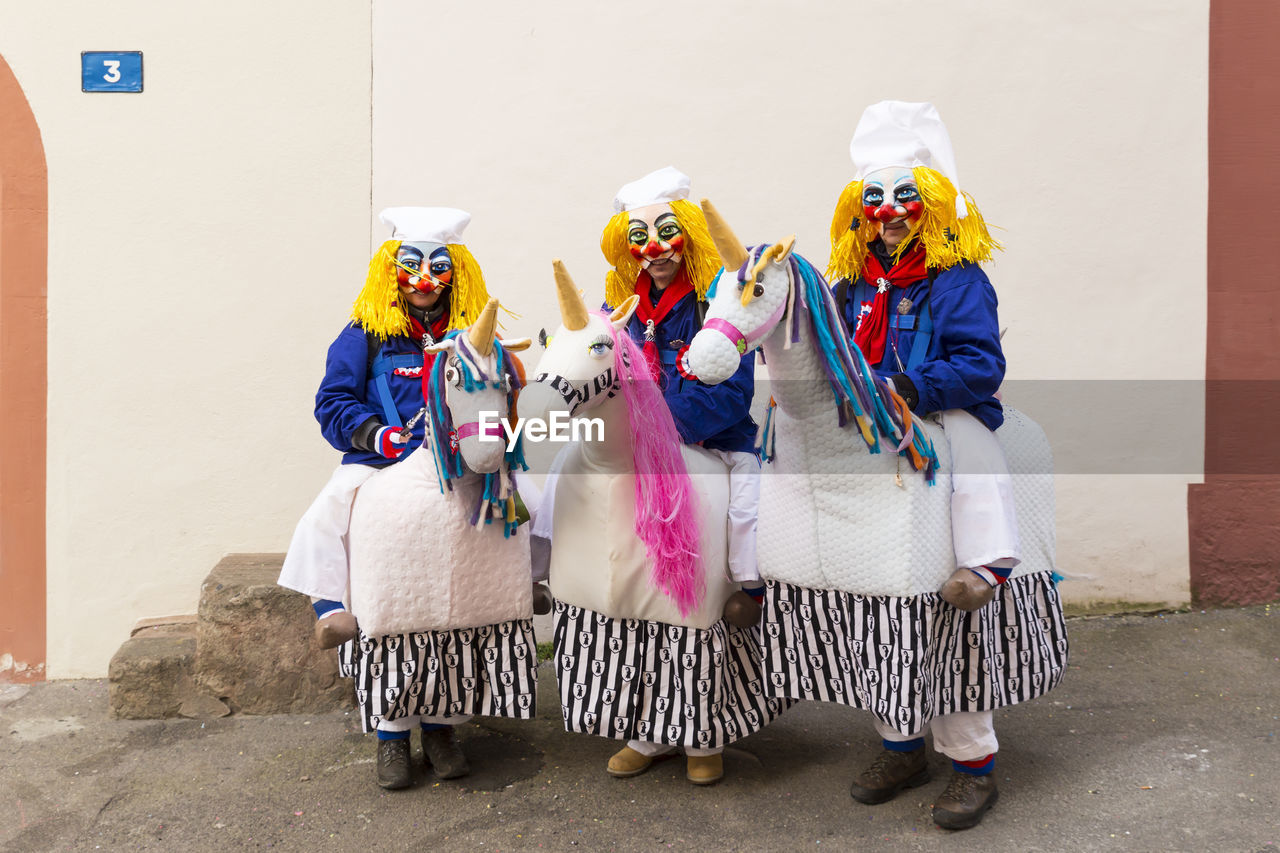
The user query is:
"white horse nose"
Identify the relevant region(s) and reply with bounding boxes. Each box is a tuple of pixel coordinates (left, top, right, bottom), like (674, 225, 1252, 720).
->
(516, 378, 561, 423)
(686, 330, 742, 385)
(461, 433, 507, 474)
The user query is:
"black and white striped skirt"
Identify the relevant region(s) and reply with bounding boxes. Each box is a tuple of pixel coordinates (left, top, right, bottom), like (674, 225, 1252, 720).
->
(552, 600, 790, 750)
(338, 619, 537, 733)
(761, 572, 1068, 736)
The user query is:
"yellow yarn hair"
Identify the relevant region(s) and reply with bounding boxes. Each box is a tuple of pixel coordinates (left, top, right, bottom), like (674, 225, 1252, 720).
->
(350, 240, 492, 339)
(601, 198, 721, 307)
(826, 167, 1000, 283)
(442, 243, 490, 331)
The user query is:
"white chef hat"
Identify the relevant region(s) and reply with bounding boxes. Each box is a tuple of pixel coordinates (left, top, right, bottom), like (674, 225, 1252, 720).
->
(612, 166, 692, 214)
(378, 206, 471, 244)
(849, 101, 968, 219)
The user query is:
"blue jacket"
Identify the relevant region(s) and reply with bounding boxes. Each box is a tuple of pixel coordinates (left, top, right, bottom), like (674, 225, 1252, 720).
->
(315, 323, 434, 467)
(608, 290, 758, 454)
(837, 258, 1005, 431)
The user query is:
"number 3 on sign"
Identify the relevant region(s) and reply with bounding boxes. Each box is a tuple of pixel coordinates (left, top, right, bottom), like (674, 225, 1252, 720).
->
(81, 51, 143, 93)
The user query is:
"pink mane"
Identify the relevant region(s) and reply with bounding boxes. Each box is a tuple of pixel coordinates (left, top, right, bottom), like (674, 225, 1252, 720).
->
(609, 316, 704, 616)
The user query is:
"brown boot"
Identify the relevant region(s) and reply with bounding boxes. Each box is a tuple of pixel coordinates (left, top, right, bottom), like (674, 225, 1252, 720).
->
(849, 748, 930, 804)
(932, 771, 999, 830)
(422, 726, 470, 779)
(375, 737, 412, 790)
(686, 753, 724, 786)
(607, 746, 654, 778)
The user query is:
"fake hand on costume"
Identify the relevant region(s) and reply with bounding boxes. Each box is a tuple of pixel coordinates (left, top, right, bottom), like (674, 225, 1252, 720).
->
(939, 568, 997, 611)
(531, 583, 553, 616)
(374, 426, 409, 460)
(723, 585, 765, 628)
(312, 603, 360, 649)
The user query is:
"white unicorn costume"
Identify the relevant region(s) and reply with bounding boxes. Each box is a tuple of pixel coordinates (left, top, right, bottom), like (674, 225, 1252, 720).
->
(338, 309, 537, 736)
(279, 210, 539, 744)
(526, 262, 787, 785)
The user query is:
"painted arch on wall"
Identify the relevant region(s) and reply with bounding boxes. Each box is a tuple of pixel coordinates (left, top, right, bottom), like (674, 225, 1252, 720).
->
(0, 52, 48, 682)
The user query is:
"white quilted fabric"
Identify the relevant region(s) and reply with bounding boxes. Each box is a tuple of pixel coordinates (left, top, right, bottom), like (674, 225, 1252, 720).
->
(347, 450, 532, 638)
(756, 330, 1055, 596)
(999, 406, 1057, 581)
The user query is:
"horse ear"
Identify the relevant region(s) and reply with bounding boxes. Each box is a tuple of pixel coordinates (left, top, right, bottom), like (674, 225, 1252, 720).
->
(501, 337, 533, 352)
(424, 339, 456, 355)
(610, 295, 640, 330)
(775, 235, 796, 263)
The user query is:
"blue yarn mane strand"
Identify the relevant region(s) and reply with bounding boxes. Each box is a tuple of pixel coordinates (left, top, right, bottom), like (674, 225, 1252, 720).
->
(427, 336, 465, 488)
(775, 247, 940, 483)
(423, 331, 529, 536)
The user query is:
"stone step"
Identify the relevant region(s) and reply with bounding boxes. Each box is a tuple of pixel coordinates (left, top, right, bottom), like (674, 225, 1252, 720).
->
(108, 623, 230, 720)
(195, 553, 351, 715)
(108, 554, 353, 719)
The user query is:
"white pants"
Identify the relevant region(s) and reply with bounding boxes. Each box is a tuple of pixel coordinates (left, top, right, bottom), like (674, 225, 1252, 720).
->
(874, 711, 997, 762)
(377, 714, 474, 732)
(531, 447, 761, 584)
(702, 448, 762, 584)
(278, 464, 378, 601)
(940, 410, 1021, 571)
(625, 738, 721, 758)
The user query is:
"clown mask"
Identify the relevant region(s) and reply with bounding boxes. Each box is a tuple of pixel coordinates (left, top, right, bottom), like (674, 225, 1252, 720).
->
(626, 203, 685, 289)
(861, 168, 923, 251)
(395, 242, 453, 308)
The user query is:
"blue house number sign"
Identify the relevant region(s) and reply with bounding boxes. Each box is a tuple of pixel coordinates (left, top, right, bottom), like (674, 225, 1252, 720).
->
(81, 52, 143, 93)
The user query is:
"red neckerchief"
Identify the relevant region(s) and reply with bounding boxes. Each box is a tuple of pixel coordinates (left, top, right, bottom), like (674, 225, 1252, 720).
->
(633, 270, 693, 380)
(852, 242, 929, 365)
(407, 312, 451, 413)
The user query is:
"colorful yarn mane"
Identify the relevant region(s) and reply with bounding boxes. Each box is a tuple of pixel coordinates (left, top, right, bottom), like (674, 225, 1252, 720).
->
(749, 246, 940, 483)
(424, 330, 528, 536)
(606, 314, 704, 616)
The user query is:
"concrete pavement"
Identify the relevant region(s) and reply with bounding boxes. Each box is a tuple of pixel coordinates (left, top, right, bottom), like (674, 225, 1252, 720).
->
(2, 605, 1276, 852)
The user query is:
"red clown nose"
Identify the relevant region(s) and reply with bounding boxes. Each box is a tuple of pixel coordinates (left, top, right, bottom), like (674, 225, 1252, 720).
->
(870, 203, 903, 223)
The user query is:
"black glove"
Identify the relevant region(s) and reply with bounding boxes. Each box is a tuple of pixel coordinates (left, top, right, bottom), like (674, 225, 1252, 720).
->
(889, 373, 919, 411)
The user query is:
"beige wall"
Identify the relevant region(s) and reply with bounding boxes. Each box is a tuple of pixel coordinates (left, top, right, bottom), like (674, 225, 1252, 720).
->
(0, 3, 372, 677)
(374, 1, 1207, 608)
(1, 0, 1207, 678)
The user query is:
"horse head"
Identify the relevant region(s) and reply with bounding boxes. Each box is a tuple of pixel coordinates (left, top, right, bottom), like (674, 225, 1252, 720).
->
(423, 297, 530, 474)
(526, 260, 639, 420)
(682, 198, 795, 384)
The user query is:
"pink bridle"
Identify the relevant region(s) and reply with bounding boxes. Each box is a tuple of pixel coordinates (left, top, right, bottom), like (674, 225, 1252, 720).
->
(697, 292, 789, 359)
(452, 419, 505, 449)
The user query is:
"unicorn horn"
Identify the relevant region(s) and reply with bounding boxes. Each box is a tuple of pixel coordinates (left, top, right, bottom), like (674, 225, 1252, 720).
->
(700, 198, 750, 270)
(469, 297, 500, 356)
(553, 259, 589, 331)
